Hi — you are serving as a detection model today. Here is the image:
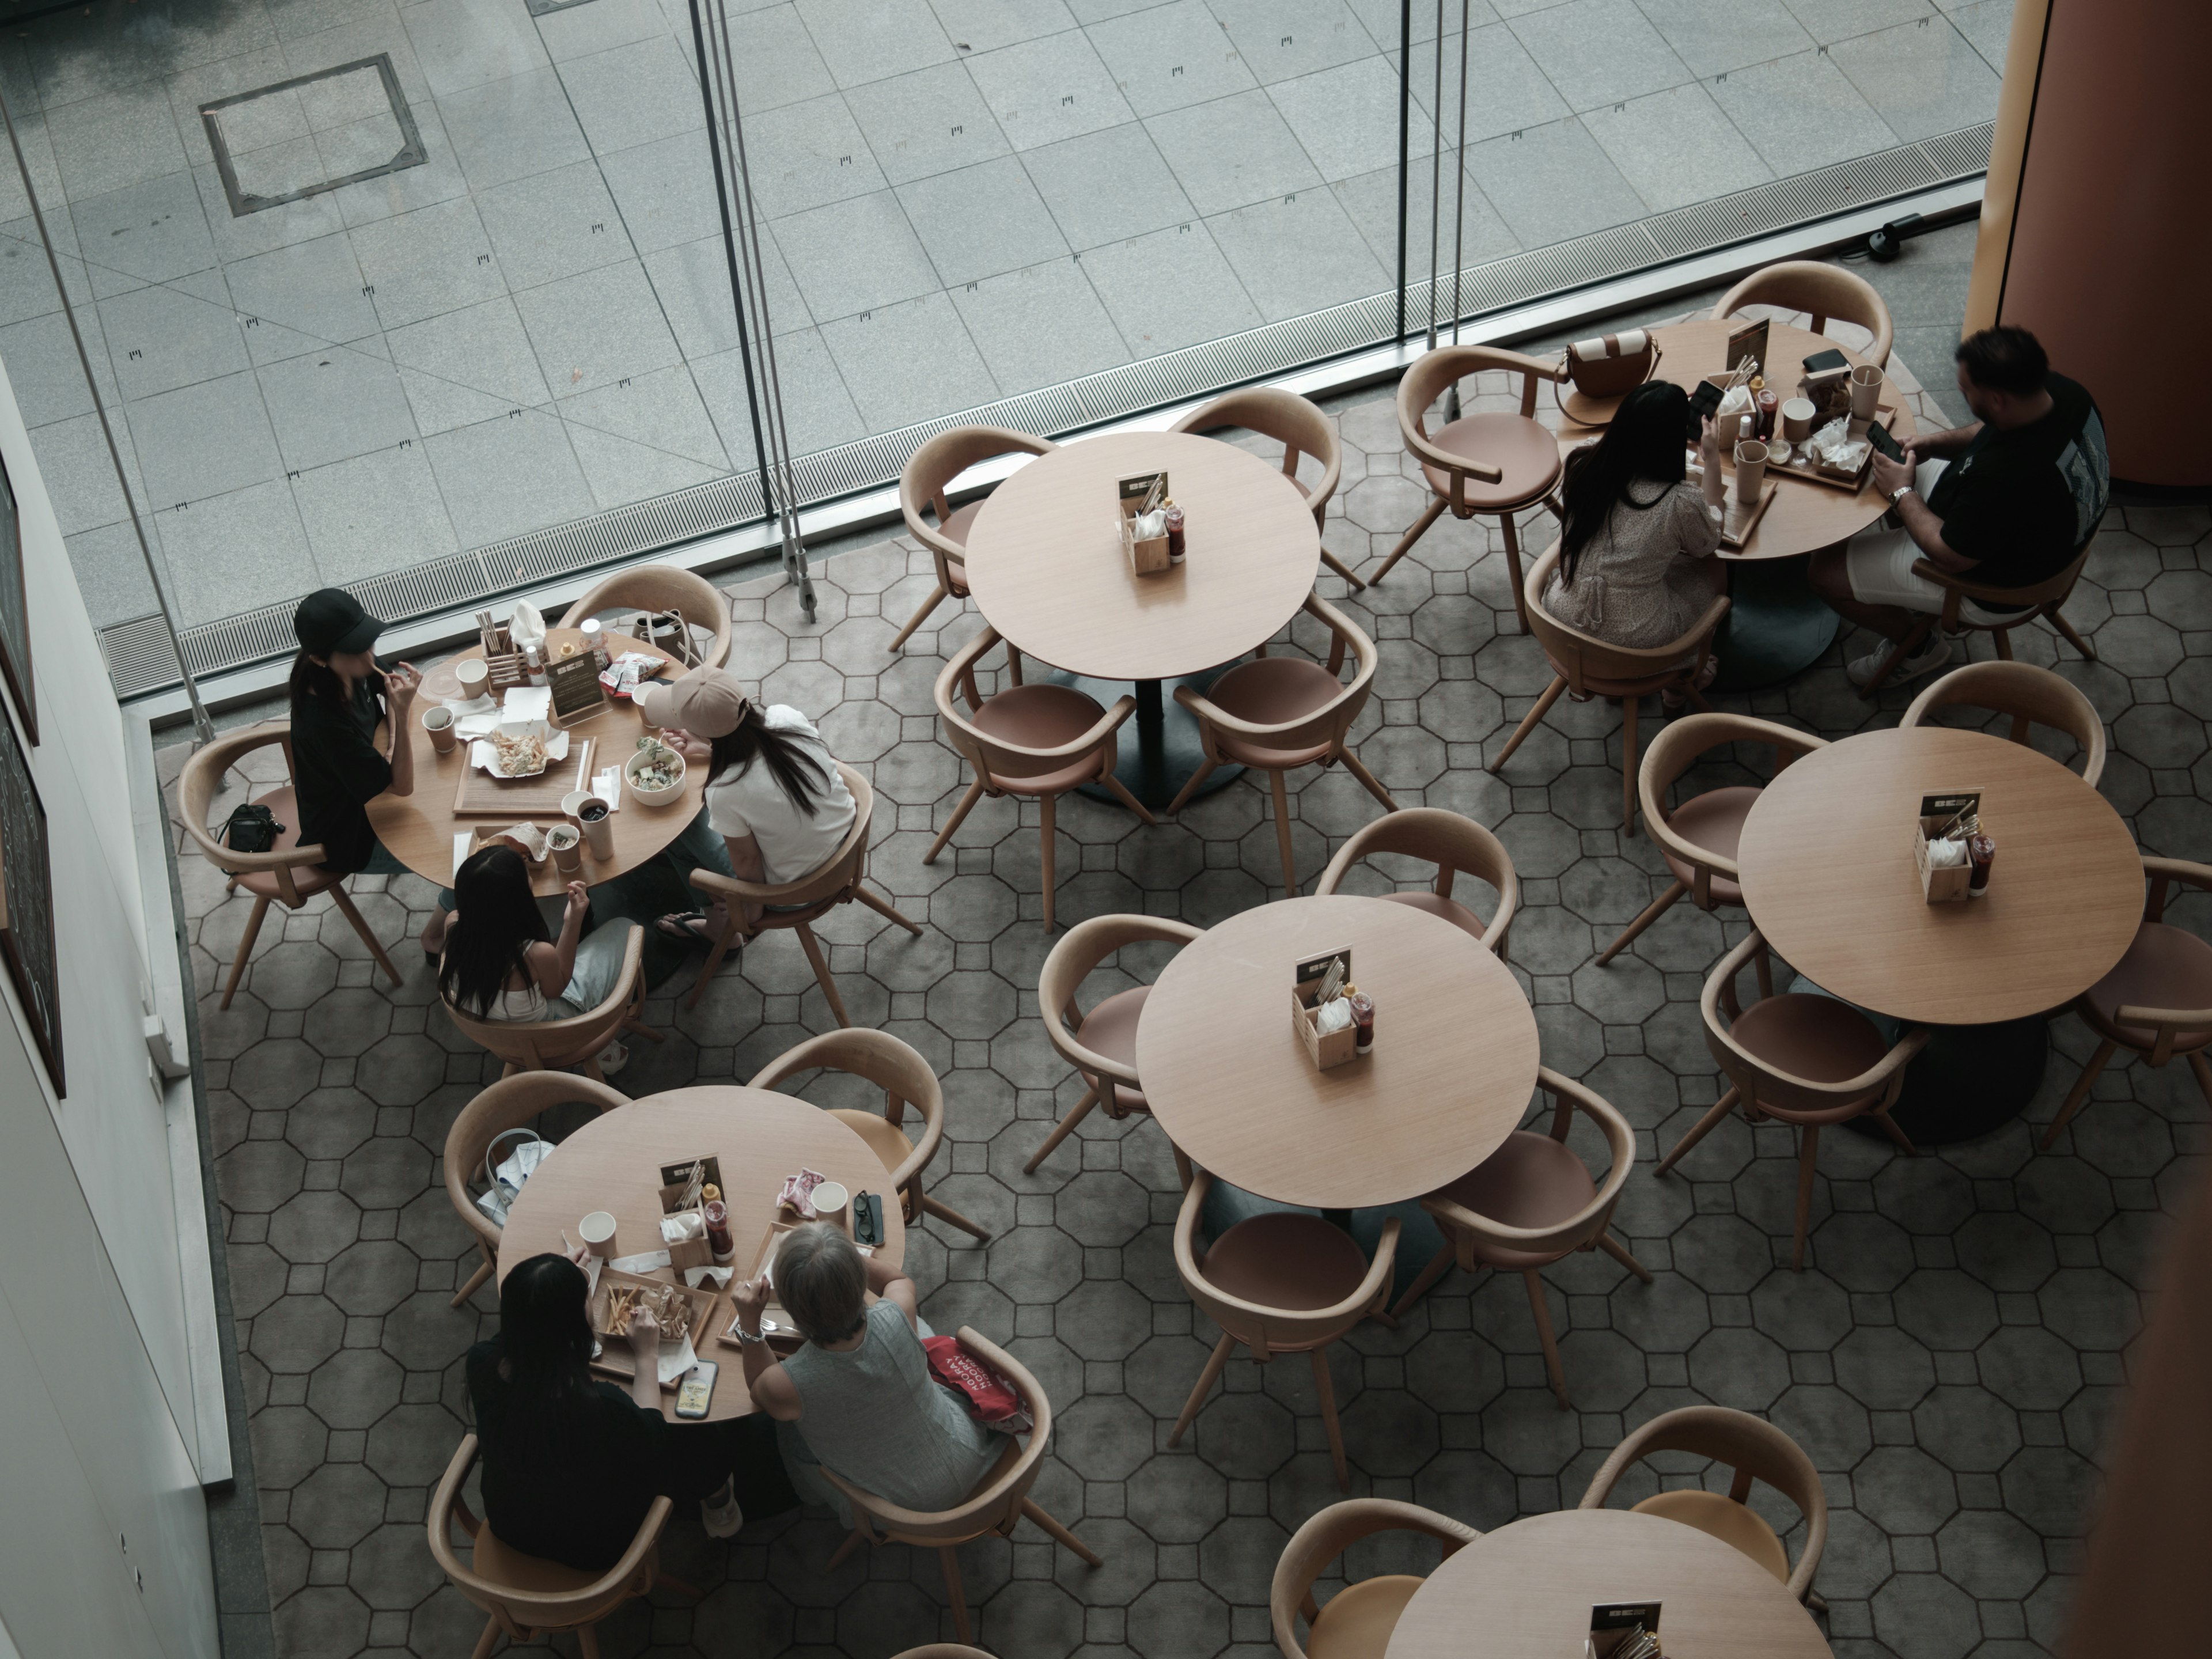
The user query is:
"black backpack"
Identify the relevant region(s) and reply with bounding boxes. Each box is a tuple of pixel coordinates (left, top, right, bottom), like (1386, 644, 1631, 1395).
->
(218, 802, 284, 858)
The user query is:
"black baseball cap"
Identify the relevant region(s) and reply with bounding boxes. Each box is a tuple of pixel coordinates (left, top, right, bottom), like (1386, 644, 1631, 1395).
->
(293, 588, 384, 656)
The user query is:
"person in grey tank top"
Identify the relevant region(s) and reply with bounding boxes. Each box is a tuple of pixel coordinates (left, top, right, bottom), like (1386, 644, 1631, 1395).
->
(729, 1222, 1000, 1528)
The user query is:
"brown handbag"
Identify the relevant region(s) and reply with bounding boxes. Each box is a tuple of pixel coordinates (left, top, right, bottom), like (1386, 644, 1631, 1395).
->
(1563, 331, 1662, 399)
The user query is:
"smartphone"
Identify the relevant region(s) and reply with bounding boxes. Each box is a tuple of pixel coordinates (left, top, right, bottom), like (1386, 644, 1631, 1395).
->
(675, 1361, 717, 1419)
(1866, 421, 1905, 462)
(853, 1191, 884, 1248)
(1685, 378, 1722, 435)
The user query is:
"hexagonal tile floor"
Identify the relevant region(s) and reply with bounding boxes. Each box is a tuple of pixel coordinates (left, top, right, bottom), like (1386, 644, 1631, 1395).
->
(164, 321, 2211, 1659)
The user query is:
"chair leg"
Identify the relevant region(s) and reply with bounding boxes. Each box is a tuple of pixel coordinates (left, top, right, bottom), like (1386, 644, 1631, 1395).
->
(1021, 1498, 1103, 1566)
(1369, 496, 1446, 583)
(1597, 880, 1687, 965)
(1389, 1241, 1457, 1319)
(1620, 694, 1640, 837)
(921, 1188, 993, 1242)
(469, 1615, 502, 1659)
(793, 922, 851, 1027)
(1168, 1332, 1236, 1446)
(1993, 627, 2014, 661)
(1869, 1106, 1918, 1156)
(854, 884, 924, 935)
(654, 1572, 706, 1600)
(828, 1527, 867, 1570)
(2051, 609, 2096, 660)
(450, 1245, 494, 1310)
(1172, 1143, 1193, 1192)
(220, 895, 271, 1011)
(1319, 547, 1368, 591)
(1655, 1087, 1741, 1175)
(1338, 747, 1399, 812)
(577, 1623, 603, 1659)
(1791, 1123, 1821, 1271)
(940, 1547, 972, 1645)
(1497, 510, 1530, 635)
(2041, 1036, 2119, 1149)
(2191, 1049, 2212, 1111)
(1025, 1086, 1099, 1174)
(1268, 769, 1297, 893)
(1100, 772, 1159, 825)
(623, 1016, 667, 1044)
(1598, 1232, 1653, 1283)
(1311, 1346, 1350, 1491)
(329, 884, 403, 988)
(888, 581, 949, 652)
(683, 914, 746, 1011)
(1164, 757, 1220, 817)
(925, 780, 987, 864)
(1489, 676, 1567, 772)
(1039, 791, 1058, 933)
(1856, 618, 1936, 699)
(1524, 1270, 1569, 1410)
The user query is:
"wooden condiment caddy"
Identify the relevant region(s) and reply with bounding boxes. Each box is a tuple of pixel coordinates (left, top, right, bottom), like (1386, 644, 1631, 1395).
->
(1118, 471, 1172, 575)
(1912, 791, 1982, 903)
(1291, 945, 1359, 1071)
(656, 1154, 722, 1270)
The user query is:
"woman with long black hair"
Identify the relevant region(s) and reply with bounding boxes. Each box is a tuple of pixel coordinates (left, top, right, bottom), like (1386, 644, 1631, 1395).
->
(439, 846, 641, 1064)
(1541, 380, 1728, 669)
(465, 1253, 795, 1570)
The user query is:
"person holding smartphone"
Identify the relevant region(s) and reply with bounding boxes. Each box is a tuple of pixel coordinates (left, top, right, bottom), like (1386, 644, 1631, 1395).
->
(1810, 326, 2109, 688)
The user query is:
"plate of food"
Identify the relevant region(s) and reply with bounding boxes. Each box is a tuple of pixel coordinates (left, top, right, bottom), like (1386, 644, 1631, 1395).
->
(469, 719, 570, 778)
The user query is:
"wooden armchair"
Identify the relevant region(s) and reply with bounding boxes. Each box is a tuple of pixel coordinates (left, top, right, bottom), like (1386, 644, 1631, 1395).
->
(1315, 806, 1518, 956)
(1900, 660, 2107, 786)
(1170, 385, 1365, 589)
(442, 922, 660, 1084)
(442, 1071, 627, 1306)
(1271, 1498, 1480, 1659)
(1855, 541, 2095, 698)
(558, 564, 732, 669)
(1714, 259, 1893, 367)
(894, 424, 1057, 652)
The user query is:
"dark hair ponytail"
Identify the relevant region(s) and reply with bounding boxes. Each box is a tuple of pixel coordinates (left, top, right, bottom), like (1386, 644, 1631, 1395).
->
(706, 704, 830, 816)
(439, 847, 550, 1016)
(287, 649, 349, 717)
(495, 1254, 595, 1412)
(1556, 380, 1692, 588)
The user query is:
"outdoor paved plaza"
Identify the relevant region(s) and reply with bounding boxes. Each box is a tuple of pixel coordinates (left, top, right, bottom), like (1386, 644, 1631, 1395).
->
(3, 0, 2003, 639)
(164, 322, 2211, 1657)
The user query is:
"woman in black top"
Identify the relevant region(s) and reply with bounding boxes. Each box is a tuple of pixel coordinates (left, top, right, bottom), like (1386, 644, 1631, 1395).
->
(465, 1253, 796, 1570)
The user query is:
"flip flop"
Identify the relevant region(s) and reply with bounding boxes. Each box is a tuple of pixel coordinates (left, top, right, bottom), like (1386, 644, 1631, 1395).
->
(654, 911, 717, 944)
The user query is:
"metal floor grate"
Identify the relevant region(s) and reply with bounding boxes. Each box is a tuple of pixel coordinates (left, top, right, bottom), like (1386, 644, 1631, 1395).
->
(100, 121, 1993, 700)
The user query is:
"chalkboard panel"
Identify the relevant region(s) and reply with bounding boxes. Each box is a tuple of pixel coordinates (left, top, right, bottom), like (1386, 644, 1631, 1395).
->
(0, 457, 30, 744)
(0, 706, 59, 1093)
(547, 650, 605, 724)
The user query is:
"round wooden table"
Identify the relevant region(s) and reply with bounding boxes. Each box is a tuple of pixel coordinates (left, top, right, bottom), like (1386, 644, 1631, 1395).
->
(1134, 895, 1540, 1211)
(498, 1086, 906, 1422)
(367, 627, 706, 897)
(961, 430, 1321, 809)
(1559, 317, 1922, 689)
(1385, 1509, 1832, 1659)
(1738, 726, 2142, 1139)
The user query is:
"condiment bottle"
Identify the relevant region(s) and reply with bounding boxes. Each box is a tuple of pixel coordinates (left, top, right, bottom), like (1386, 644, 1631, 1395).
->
(1164, 501, 1185, 563)
(1967, 828, 1995, 896)
(1347, 988, 1374, 1054)
(1752, 378, 1778, 440)
(703, 1197, 734, 1262)
(522, 641, 547, 686)
(581, 617, 611, 671)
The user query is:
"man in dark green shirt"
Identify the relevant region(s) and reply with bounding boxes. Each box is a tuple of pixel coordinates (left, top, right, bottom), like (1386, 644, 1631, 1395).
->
(1811, 325, 2109, 688)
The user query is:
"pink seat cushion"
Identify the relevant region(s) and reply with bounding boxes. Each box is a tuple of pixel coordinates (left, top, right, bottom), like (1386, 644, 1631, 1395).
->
(2084, 922, 2212, 1054)
(1202, 657, 1340, 768)
(974, 684, 1109, 794)
(1202, 1213, 1370, 1312)
(228, 786, 344, 901)
(1076, 985, 1150, 1115)
(1659, 786, 1760, 906)
(1435, 1131, 1594, 1270)
(941, 501, 982, 594)
(1729, 993, 1891, 1119)
(1416, 413, 1563, 510)
(1378, 888, 1487, 941)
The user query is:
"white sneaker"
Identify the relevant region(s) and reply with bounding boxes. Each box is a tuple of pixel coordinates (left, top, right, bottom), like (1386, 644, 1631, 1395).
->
(593, 1040, 630, 1077)
(1847, 632, 1952, 690)
(700, 1477, 744, 1539)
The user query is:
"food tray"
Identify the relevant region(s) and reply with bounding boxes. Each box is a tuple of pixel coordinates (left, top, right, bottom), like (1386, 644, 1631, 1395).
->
(586, 1268, 722, 1389)
(453, 736, 594, 816)
(1758, 438, 1870, 493)
(1718, 480, 1778, 551)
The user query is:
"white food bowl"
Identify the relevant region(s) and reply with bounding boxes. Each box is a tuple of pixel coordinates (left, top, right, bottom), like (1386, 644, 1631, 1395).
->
(625, 745, 687, 809)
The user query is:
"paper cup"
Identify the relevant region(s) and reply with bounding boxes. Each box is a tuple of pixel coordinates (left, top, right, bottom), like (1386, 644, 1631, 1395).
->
(562, 789, 590, 823)
(1733, 440, 1768, 504)
(1781, 397, 1816, 443)
(579, 1211, 618, 1256)
(548, 824, 582, 874)
(422, 704, 457, 754)
(810, 1181, 850, 1231)
(1850, 362, 1884, 421)
(456, 658, 489, 697)
(575, 795, 615, 859)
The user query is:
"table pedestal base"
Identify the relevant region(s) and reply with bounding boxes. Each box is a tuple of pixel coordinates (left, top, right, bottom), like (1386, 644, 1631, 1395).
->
(1711, 557, 1840, 692)
(1846, 1014, 2051, 1145)
(1042, 667, 1241, 810)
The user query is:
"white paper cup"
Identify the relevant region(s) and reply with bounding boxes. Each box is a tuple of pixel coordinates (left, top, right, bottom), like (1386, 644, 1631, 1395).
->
(575, 795, 615, 858)
(547, 824, 582, 874)
(1781, 397, 1816, 443)
(1733, 440, 1768, 504)
(562, 789, 590, 823)
(811, 1181, 850, 1231)
(456, 658, 489, 697)
(1850, 362, 1884, 421)
(579, 1211, 618, 1256)
(422, 704, 457, 754)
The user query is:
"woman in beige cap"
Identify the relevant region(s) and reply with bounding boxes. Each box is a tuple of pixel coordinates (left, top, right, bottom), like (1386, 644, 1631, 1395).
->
(636, 666, 857, 945)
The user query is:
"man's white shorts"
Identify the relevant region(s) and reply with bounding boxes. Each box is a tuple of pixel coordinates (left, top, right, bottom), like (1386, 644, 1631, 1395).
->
(1839, 460, 2022, 625)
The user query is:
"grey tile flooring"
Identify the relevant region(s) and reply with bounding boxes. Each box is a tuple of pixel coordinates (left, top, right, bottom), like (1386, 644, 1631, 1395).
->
(6, 0, 1999, 641)
(165, 313, 2207, 1654)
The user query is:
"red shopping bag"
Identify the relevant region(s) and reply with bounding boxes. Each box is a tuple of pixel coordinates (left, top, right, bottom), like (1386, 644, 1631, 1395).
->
(923, 1335, 1034, 1434)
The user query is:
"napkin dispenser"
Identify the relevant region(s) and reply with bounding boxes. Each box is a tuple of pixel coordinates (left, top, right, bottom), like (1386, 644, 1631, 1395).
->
(1912, 791, 1980, 903)
(657, 1154, 724, 1270)
(1118, 471, 1173, 575)
(1290, 946, 1360, 1071)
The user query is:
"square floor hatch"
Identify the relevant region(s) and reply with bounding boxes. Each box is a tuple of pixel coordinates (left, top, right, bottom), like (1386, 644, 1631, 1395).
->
(200, 55, 426, 217)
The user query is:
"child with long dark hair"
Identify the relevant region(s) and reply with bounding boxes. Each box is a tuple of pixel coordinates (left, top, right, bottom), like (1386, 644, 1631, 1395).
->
(465, 1253, 794, 1570)
(439, 846, 641, 1064)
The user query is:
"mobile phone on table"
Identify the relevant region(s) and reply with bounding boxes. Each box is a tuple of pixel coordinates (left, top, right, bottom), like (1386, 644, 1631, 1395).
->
(1686, 378, 1722, 437)
(853, 1191, 884, 1248)
(675, 1361, 717, 1419)
(1866, 420, 1905, 462)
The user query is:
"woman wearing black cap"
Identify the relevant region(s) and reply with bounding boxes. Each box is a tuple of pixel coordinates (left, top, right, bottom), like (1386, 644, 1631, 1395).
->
(289, 588, 453, 957)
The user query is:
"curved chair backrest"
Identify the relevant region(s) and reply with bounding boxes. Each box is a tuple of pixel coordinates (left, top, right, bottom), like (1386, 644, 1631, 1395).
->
(1175, 1170, 1399, 1353)
(1900, 661, 2107, 788)
(900, 425, 1058, 567)
(1702, 931, 1930, 1118)
(441, 923, 644, 1074)
(1422, 1068, 1633, 1263)
(2123, 859, 2212, 1062)
(1039, 914, 1204, 1086)
(750, 1025, 944, 1191)
(891, 1649, 1001, 1659)
(823, 1327, 1050, 1546)
(1271, 1498, 1481, 1659)
(1171, 387, 1340, 524)
(1525, 547, 1729, 696)
(1639, 714, 1827, 900)
(1180, 593, 1379, 757)
(692, 763, 877, 914)
(429, 1434, 668, 1636)
(178, 722, 324, 892)
(1714, 260, 1893, 368)
(1313, 807, 1519, 952)
(443, 1071, 629, 1264)
(936, 626, 1134, 792)
(1578, 1404, 1827, 1600)
(1396, 344, 1561, 475)
(557, 566, 732, 669)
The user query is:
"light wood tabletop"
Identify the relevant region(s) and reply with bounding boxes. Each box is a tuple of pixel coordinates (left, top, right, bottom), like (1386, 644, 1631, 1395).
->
(1134, 895, 1541, 1211)
(365, 627, 704, 897)
(1737, 726, 2142, 1025)
(1557, 317, 1919, 563)
(497, 1085, 906, 1422)
(1385, 1509, 1832, 1659)
(960, 429, 1321, 683)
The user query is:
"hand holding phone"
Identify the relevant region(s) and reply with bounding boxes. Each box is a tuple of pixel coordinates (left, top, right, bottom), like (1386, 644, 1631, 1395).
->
(1687, 378, 1722, 438)
(1866, 420, 1904, 462)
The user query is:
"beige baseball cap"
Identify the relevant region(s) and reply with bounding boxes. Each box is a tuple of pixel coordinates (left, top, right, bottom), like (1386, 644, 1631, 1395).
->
(637, 666, 750, 737)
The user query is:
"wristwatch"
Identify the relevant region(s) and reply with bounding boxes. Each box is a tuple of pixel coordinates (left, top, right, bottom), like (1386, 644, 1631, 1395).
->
(732, 1320, 768, 1347)
(1889, 484, 1914, 506)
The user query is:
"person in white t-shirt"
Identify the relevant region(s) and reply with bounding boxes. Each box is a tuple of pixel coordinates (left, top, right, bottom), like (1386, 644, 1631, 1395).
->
(638, 666, 857, 946)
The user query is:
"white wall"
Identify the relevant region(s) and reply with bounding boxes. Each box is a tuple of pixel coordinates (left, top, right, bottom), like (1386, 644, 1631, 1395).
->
(0, 349, 217, 1656)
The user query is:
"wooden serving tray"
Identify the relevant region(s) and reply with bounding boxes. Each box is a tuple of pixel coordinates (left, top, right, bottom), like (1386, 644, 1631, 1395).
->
(453, 736, 594, 816)
(1762, 440, 1871, 494)
(586, 1267, 723, 1392)
(1719, 480, 1778, 550)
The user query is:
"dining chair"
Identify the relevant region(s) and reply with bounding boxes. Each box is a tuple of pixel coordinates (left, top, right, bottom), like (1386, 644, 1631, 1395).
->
(441, 923, 662, 1085)
(684, 763, 922, 1016)
(1313, 807, 1518, 957)
(1713, 259, 1893, 368)
(931, 626, 1154, 931)
(442, 1072, 627, 1308)
(1853, 540, 2096, 698)
(1389, 1068, 1647, 1410)
(1168, 592, 1396, 893)
(2042, 856, 2212, 1149)
(180, 722, 403, 1010)
(1580, 1406, 1827, 1604)
(1364, 344, 1566, 632)
(1030, 913, 1204, 1178)
(429, 1433, 698, 1658)
(1171, 1168, 1399, 1491)
(1271, 1498, 1481, 1659)
(823, 1327, 1099, 1643)
(1597, 714, 1828, 966)
(557, 564, 733, 669)
(893, 424, 1058, 653)
(1490, 547, 1730, 836)
(890, 1649, 998, 1659)
(1169, 385, 1366, 590)
(1668, 930, 1929, 1270)
(1899, 660, 2107, 786)
(749, 1025, 990, 1243)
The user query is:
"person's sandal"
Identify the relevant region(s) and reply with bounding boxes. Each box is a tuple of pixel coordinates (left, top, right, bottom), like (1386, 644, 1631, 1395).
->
(654, 911, 718, 944)
(700, 1475, 744, 1539)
